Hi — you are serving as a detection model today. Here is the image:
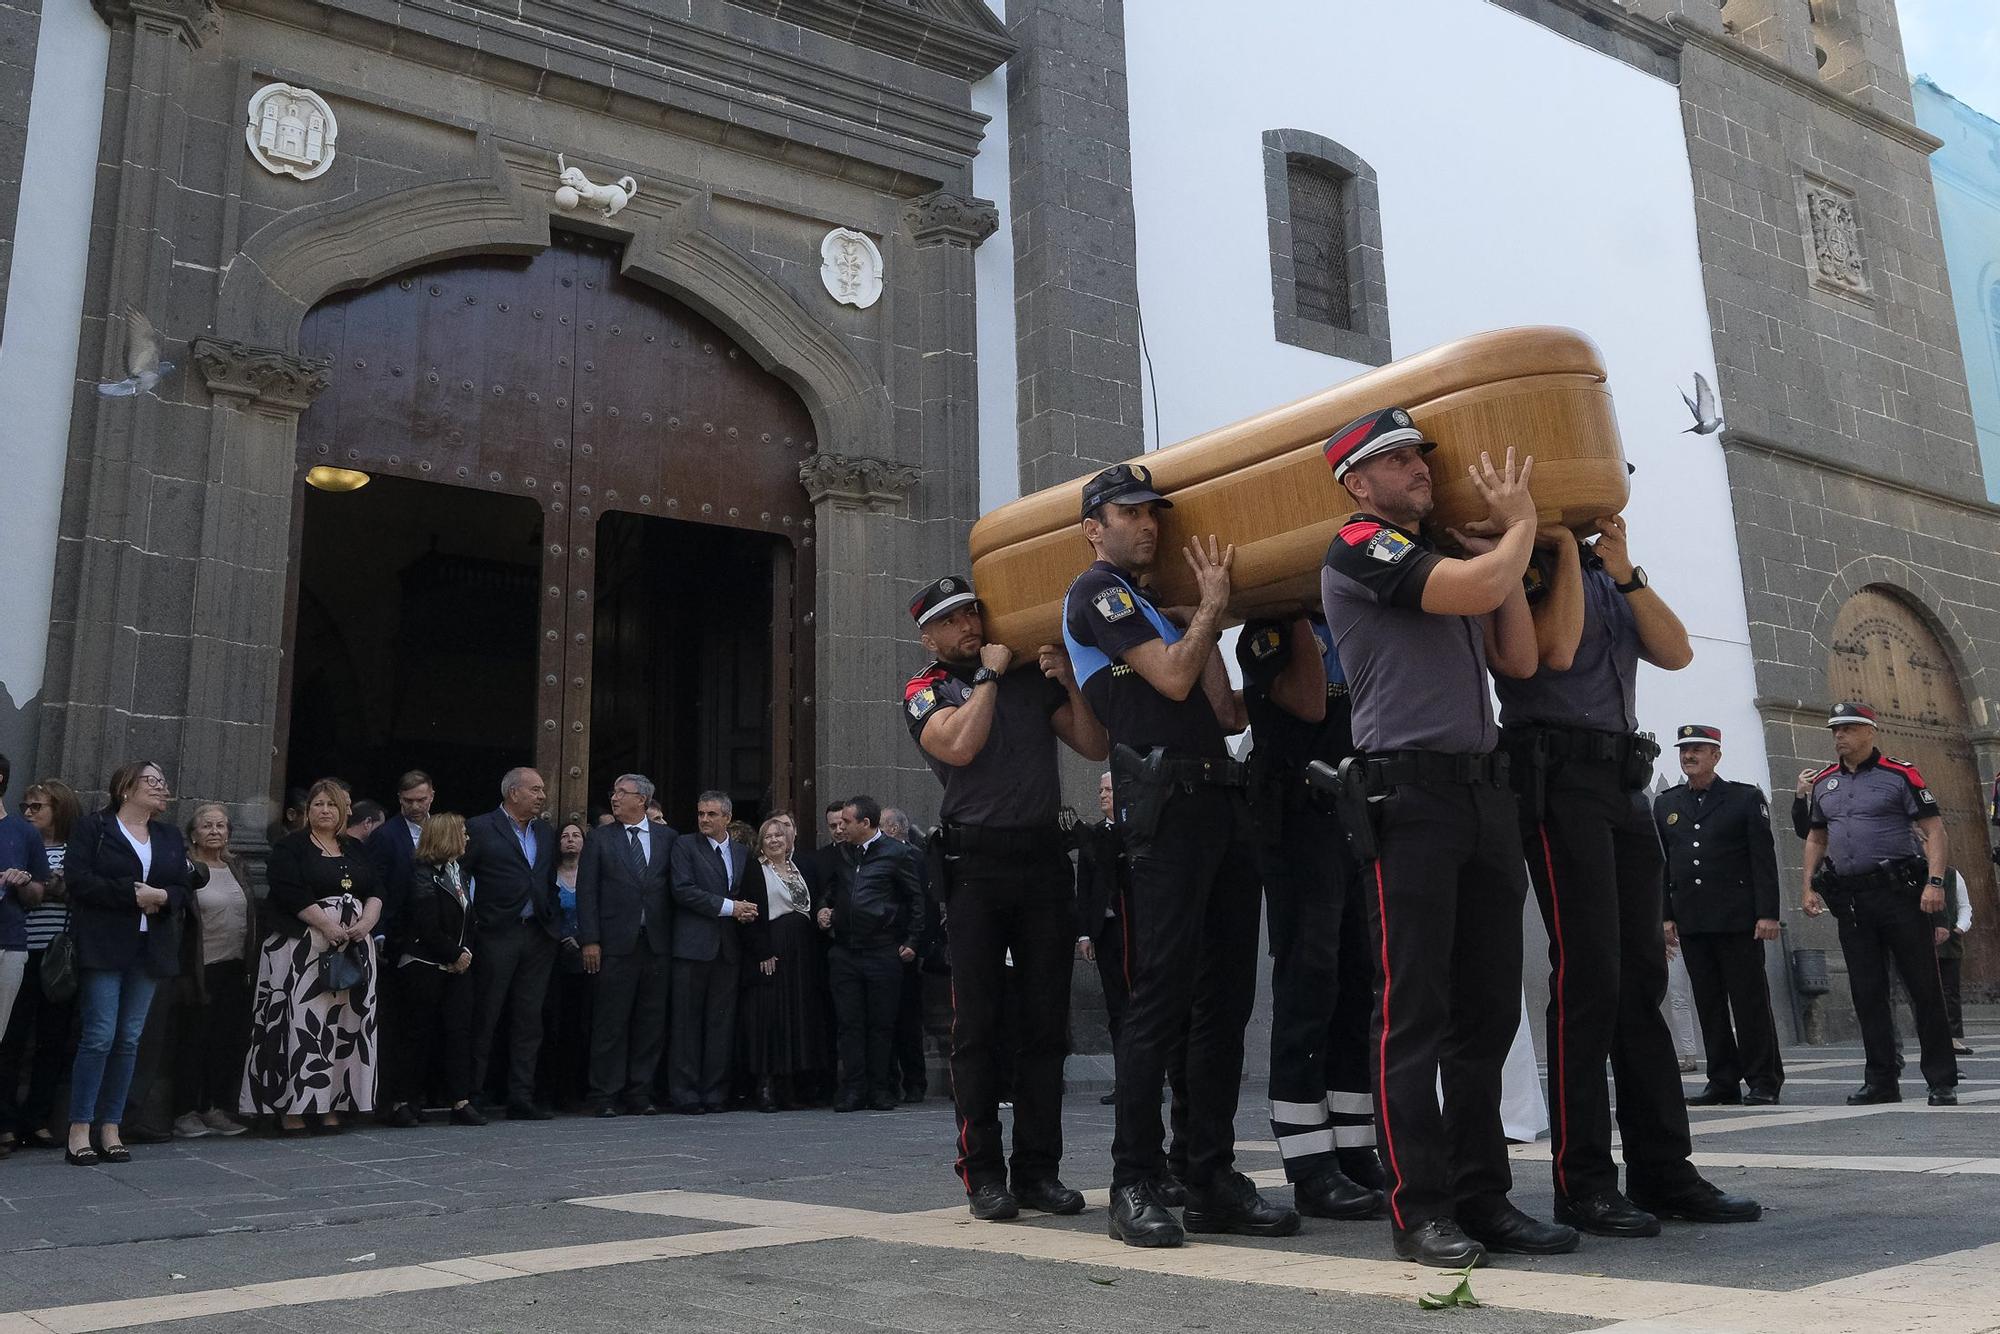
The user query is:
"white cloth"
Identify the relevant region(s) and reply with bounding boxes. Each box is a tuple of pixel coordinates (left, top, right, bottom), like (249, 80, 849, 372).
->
(1666, 950, 1699, 1057)
(761, 864, 800, 922)
(1953, 869, 1973, 934)
(114, 819, 153, 932)
(1498, 991, 1551, 1143)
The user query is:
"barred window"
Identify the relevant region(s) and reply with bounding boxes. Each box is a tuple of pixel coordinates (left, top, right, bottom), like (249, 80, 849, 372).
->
(1263, 129, 1389, 365)
(1287, 157, 1351, 329)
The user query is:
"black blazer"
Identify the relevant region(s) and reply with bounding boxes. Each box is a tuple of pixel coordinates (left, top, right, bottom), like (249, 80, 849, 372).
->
(1653, 779, 1782, 933)
(741, 855, 821, 961)
(1073, 819, 1125, 939)
(576, 820, 676, 956)
(827, 834, 924, 953)
(364, 816, 423, 936)
(460, 807, 561, 937)
(668, 832, 751, 962)
(65, 811, 190, 976)
(400, 860, 472, 968)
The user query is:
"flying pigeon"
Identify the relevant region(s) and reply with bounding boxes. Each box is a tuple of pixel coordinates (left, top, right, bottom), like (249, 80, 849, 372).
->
(1679, 371, 1722, 435)
(96, 308, 177, 397)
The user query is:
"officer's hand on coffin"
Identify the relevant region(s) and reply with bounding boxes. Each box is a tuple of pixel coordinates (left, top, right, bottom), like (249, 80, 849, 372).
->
(980, 642, 1014, 674)
(1466, 447, 1537, 531)
(1182, 535, 1235, 609)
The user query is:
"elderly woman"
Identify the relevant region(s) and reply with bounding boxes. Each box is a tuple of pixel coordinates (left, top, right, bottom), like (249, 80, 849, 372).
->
(737, 814, 831, 1112)
(63, 761, 189, 1164)
(169, 803, 259, 1138)
(382, 813, 484, 1127)
(242, 779, 382, 1133)
(0, 780, 82, 1149)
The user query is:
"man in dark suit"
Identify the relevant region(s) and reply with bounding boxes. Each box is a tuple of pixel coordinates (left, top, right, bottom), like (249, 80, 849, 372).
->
(819, 794, 925, 1112)
(667, 790, 757, 1113)
(460, 766, 563, 1119)
(364, 770, 434, 937)
(578, 773, 676, 1116)
(879, 807, 932, 1102)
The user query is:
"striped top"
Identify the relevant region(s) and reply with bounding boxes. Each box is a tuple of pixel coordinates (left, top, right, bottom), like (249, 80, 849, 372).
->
(22, 843, 67, 950)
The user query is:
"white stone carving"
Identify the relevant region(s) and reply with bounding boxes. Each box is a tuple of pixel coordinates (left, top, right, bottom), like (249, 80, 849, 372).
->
(245, 83, 338, 181)
(819, 227, 884, 309)
(554, 154, 639, 220)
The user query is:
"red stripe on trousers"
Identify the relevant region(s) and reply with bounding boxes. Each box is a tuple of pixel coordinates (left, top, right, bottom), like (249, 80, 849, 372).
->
(950, 979, 971, 1193)
(1538, 823, 1571, 1197)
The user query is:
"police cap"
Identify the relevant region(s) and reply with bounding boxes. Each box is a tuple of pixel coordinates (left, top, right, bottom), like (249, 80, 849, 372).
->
(909, 575, 980, 627)
(1081, 462, 1173, 519)
(1674, 724, 1723, 748)
(1323, 406, 1436, 482)
(1827, 700, 1878, 729)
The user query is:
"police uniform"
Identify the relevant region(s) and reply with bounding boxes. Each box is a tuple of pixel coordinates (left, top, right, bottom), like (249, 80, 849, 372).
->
(1237, 615, 1382, 1217)
(1804, 702, 1957, 1100)
(1317, 408, 1545, 1263)
(902, 576, 1084, 1217)
(1652, 725, 1785, 1104)
(1064, 463, 1294, 1244)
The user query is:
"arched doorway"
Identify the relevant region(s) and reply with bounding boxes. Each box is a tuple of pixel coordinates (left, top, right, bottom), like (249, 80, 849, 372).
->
(1826, 586, 1996, 997)
(284, 231, 817, 824)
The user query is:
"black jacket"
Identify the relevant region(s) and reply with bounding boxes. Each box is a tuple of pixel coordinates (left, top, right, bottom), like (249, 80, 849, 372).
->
(827, 834, 924, 953)
(576, 820, 676, 956)
(65, 811, 190, 976)
(668, 832, 750, 962)
(364, 816, 423, 936)
(460, 807, 561, 938)
(741, 855, 822, 963)
(1653, 779, 1781, 933)
(399, 859, 473, 968)
(1073, 819, 1125, 940)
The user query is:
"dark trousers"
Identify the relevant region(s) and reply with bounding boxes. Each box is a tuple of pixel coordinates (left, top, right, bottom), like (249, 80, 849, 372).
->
(0, 950, 76, 1139)
(1523, 761, 1696, 1201)
(172, 960, 252, 1116)
(1832, 887, 1957, 1090)
(946, 849, 1075, 1191)
(893, 959, 926, 1094)
(1257, 796, 1374, 1186)
(829, 943, 902, 1102)
(1110, 783, 1260, 1192)
(1091, 911, 1128, 1047)
(1368, 777, 1524, 1228)
(592, 948, 669, 1106)
(669, 951, 738, 1107)
(1939, 955, 1965, 1039)
(540, 962, 592, 1109)
(470, 919, 558, 1107)
(386, 959, 476, 1106)
(1681, 932, 1784, 1097)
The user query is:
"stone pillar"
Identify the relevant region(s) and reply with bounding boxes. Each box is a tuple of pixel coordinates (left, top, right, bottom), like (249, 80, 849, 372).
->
(1809, 0, 1914, 120)
(904, 190, 999, 554)
(0, 0, 45, 326)
(1716, 0, 1818, 73)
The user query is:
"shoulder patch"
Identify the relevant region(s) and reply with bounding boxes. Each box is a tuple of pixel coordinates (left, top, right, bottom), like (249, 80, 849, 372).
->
(1522, 562, 1547, 599)
(1092, 586, 1137, 623)
(906, 685, 942, 723)
(1365, 528, 1416, 565)
(1338, 520, 1383, 548)
(1878, 756, 1929, 788)
(904, 665, 946, 703)
(1247, 626, 1284, 661)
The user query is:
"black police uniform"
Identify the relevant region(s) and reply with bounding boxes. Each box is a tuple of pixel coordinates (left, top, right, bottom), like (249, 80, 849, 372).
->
(1320, 512, 1528, 1239)
(1237, 616, 1380, 1207)
(904, 636, 1078, 1201)
(1653, 747, 1784, 1102)
(1805, 747, 1957, 1095)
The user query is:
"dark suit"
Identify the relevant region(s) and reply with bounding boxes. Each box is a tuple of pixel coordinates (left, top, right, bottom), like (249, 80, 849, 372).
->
(364, 817, 424, 936)
(667, 832, 750, 1108)
(827, 834, 925, 1105)
(461, 806, 560, 1107)
(578, 820, 677, 1107)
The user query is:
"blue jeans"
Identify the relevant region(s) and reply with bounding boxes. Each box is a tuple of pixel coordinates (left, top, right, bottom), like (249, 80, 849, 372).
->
(69, 966, 159, 1125)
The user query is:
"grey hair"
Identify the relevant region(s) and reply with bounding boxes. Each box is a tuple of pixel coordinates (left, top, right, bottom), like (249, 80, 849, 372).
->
(696, 789, 733, 816)
(880, 807, 910, 837)
(615, 773, 656, 801)
(500, 766, 538, 800)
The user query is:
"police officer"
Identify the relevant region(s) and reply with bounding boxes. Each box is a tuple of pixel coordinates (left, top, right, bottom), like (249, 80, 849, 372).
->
(1318, 407, 1573, 1267)
(1063, 463, 1297, 1248)
(1653, 725, 1785, 1106)
(902, 575, 1108, 1221)
(1802, 701, 1959, 1105)
(1237, 614, 1382, 1220)
(1499, 515, 1760, 1238)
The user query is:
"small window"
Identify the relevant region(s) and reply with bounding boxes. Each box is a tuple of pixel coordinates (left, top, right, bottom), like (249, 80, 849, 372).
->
(1264, 129, 1390, 365)
(1287, 156, 1351, 329)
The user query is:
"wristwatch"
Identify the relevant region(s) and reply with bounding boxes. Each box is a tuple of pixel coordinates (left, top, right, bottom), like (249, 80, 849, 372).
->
(971, 666, 1001, 687)
(1928, 874, 1946, 888)
(1615, 566, 1649, 594)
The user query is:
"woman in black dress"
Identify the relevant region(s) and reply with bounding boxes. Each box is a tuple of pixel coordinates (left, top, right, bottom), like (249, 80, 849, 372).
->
(737, 814, 832, 1111)
(241, 779, 382, 1132)
(381, 813, 484, 1127)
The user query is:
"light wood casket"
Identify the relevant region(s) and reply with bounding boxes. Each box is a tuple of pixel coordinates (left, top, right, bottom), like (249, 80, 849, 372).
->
(967, 326, 1630, 654)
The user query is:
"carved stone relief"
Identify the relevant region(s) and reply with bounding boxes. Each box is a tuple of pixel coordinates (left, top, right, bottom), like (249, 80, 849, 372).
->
(819, 228, 885, 308)
(799, 453, 919, 510)
(245, 83, 338, 181)
(1802, 176, 1869, 299)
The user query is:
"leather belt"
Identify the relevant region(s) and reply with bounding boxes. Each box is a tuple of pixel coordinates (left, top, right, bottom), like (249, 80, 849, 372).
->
(1362, 749, 1509, 791)
(1503, 723, 1661, 767)
(1157, 754, 1249, 788)
(1825, 859, 1923, 894)
(941, 823, 1066, 858)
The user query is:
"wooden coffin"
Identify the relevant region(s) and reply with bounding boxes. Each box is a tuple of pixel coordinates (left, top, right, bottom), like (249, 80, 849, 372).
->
(967, 326, 1629, 654)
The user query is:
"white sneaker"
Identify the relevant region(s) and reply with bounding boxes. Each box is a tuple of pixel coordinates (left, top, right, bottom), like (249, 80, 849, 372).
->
(200, 1108, 248, 1136)
(172, 1112, 212, 1139)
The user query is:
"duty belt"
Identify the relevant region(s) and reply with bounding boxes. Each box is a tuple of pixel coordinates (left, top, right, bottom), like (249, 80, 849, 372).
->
(1503, 723, 1661, 767)
(1822, 859, 1923, 894)
(941, 823, 1066, 858)
(1156, 754, 1249, 788)
(1361, 749, 1509, 792)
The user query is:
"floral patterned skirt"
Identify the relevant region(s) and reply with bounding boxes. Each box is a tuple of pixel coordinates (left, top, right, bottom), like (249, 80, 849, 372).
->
(240, 894, 378, 1115)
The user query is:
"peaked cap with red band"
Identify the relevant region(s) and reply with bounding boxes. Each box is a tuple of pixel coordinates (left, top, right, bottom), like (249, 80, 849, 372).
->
(1323, 406, 1437, 482)
(1827, 700, 1878, 729)
(1674, 724, 1722, 748)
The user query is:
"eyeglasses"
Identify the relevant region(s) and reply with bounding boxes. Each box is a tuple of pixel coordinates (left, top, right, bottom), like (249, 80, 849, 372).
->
(21, 802, 47, 812)
(139, 775, 169, 787)
(610, 787, 641, 799)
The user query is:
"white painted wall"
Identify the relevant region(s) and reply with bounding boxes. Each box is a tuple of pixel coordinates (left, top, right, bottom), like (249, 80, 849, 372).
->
(0, 0, 111, 750)
(972, 0, 1021, 516)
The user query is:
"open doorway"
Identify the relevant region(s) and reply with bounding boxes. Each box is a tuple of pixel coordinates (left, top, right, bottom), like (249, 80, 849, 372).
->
(590, 513, 788, 829)
(286, 475, 542, 814)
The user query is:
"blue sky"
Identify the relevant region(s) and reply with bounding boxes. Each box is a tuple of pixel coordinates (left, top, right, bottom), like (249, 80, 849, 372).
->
(1898, 0, 2000, 118)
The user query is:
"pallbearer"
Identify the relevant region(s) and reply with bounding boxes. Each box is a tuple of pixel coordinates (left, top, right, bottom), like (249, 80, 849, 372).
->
(902, 576, 1106, 1221)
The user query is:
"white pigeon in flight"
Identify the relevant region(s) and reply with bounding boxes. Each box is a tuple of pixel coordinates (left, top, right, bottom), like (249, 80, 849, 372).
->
(1679, 371, 1722, 435)
(96, 308, 177, 397)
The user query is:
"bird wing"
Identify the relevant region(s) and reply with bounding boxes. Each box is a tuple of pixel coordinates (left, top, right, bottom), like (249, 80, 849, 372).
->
(97, 378, 140, 397)
(1693, 371, 1716, 423)
(126, 308, 161, 377)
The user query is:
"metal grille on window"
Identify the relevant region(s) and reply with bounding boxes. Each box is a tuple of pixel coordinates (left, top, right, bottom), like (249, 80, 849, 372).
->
(1288, 157, 1350, 329)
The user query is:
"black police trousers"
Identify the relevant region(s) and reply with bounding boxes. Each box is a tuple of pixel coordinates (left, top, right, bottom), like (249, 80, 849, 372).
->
(1255, 792, 1374, 1186)
(1680, 933, 1783, 1098)
(1522, 759, 1698, 1201)
(946, 848, 1076, 1191)
(1093, 900, 1194, 1178)
(1111, 782, 1261, 1192)
(1830, 886, 1957, 1091)
(1367, 776, 1525, 1229)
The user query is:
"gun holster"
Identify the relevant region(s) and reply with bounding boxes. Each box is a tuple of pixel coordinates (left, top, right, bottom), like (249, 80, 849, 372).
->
(1307, 757, 1380, 864)
(1621, 732, 1663, 792)
(1110, 742, 1172, 846)
(925, 827, 955, 904)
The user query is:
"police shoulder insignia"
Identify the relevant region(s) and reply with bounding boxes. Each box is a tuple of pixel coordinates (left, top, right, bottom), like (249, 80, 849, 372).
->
(1523, 563, 1547, 598)
(1092, 587, 1137, 622)
(906, 685, 940, 722)
(1248, 627, 1283, 660)
(1366, 528, 1415, 565)
(1666, 812, 1679, 825)
(1824, 777, 1838, 791)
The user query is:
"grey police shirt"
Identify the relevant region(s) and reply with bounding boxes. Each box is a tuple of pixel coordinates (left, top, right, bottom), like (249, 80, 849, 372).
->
(1807, 750, 1940, 871)
(1495, 557, 1638, 732)
(1320, 514, 1499, 755)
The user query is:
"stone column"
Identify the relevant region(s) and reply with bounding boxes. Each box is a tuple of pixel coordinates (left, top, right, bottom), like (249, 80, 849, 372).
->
(904, 190, 999, 554)
(1809, 0, 1915, 119)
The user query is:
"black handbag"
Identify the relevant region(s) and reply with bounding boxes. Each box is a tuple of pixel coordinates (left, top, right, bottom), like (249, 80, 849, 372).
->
(40, 926, 79, 1004)
(320, 941, 367, 993)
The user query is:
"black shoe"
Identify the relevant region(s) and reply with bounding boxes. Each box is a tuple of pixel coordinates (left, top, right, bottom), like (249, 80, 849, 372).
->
(1098, 1091, 1116, 1105)
(1743, 1090, 1781, 1106)
(123, 1126, 171, 1145)
(1295, 1166, 1383, 1220)
(507, 1102, 555, 1121)
(867, 1096, 899, 1111)
(64, 1146, 101, 1167)
(1553, 1189, 1661, 1237)
(1629, 1179, 1761, 1223)
(756, 1079, 780, 1114)
(669, 1101, 707, 1115)
(968, 1182, 1020, 1221)
(1392, 1219, 1487, 1268)
(1014, 1177, 1086, 1215)
(1183, 1171, 1301, 1237)
(833, 1097, 863, 1113)
(1685, 1086, 1741, 1106)
(1928, 1086, 1959, 1107)
(1846, 1084, 1900, 1105)
(902, 1084, 927, 1103)
(594, 1103, 622, 1119)
(1952, 1040, 1976, 1055)
(1108, 1183, 1184, 1248)
(382, 1103, 422, 1128)
(1151, 1171, 1188, 1208)
(1337, 1147, 1386, 1192)
(450, 1103, 488, 1126)
(702, 1102, 728, 1115)
(1458, 1202, 1579, 1255)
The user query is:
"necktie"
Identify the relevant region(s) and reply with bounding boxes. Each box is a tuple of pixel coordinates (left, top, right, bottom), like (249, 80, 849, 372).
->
(714, 840, 731, 888)
(627, 825, 644, 869)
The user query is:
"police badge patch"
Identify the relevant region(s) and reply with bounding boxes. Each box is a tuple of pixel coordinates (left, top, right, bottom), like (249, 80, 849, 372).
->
(1667, 812, 1679, 825)
(1248, 627, 1283, 660)
(1093, 587, 1137, 622)
(1367, 529, 1415, 564)
(907, 686, 940, 722)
